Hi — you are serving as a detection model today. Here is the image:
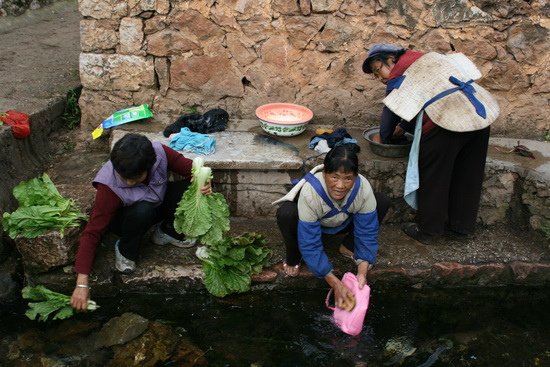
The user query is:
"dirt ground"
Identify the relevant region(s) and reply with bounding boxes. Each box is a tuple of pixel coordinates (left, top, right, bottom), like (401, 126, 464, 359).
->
(0, 0, 80, 105)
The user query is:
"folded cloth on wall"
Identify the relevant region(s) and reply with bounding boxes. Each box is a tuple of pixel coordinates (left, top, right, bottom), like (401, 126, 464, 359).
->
(163, 108, 229, 137)
(169, 127, 216, 155)
(308, 127, 360, 152)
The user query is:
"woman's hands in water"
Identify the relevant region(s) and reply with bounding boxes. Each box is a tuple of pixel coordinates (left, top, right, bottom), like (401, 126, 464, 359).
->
(326, 272, 356, 311)
(70, 273, 89, 311)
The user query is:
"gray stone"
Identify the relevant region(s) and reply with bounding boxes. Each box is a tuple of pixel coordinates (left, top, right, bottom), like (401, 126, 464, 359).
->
(80, 53, 155, 91)
(15, 226, 82, 274)
(430, 0, 492, 27)
(119, 17, 144, 55)
(94, 313, 149, 349)
(80, 19, 119, 52)
(79, 0, 128, 19)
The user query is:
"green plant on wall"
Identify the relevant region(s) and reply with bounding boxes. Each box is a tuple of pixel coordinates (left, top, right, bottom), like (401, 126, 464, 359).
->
(61, 87, 82, 129)
(184, 105, 199, 114)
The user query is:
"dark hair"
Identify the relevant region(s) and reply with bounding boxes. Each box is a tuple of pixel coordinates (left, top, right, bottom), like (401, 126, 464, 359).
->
(110, 133, 156, 179)
(363, 48, 407, 74)
(323, 145, 358, 175)
(369, 49, 406, 70)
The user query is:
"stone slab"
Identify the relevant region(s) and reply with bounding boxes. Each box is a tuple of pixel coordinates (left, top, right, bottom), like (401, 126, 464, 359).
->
(111, 129, 303, 170)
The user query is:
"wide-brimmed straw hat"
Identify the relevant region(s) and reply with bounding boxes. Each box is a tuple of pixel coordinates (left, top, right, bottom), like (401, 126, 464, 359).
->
(383, 52, 500, 132)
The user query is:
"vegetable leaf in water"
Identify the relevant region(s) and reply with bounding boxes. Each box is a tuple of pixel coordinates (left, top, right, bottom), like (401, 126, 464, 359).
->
(22, 285, 99, 322)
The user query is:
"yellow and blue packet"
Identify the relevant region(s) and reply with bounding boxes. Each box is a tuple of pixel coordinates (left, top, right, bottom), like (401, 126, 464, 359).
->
(92, 104, 153, 139)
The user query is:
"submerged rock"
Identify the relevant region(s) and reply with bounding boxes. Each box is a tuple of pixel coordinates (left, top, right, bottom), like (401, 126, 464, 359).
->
(383, 336, 417, 365)
(110, 321, 207, 367)
(94, 312, 149, 349)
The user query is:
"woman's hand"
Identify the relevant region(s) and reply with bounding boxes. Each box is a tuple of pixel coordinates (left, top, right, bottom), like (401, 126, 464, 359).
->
(356, 261, 370, 289)
(326, 272, 356, 311)
(393, 125, 405, 137)
(200, 180, 212, 195)
(70, 273, 89, 311)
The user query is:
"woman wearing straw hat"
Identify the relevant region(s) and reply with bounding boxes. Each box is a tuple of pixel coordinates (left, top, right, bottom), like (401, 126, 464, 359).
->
(362, 44, 429, 144)
(363, 44, 500, 244)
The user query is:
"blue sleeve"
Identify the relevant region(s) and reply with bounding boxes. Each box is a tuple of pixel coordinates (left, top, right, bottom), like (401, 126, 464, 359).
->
(298, 220, 333, 278)
(380, 106, 401, 144)
(353, 211, 379, 263)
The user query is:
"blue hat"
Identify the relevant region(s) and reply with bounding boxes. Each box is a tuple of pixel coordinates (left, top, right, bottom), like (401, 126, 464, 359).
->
(362, 44, 405, 73)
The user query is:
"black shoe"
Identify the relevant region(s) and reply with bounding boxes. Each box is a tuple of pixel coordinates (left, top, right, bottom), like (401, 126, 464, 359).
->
(402, 222, 434, 245)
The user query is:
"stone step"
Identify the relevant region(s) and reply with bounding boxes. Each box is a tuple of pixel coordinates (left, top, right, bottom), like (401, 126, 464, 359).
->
(27, 216, 549, 296)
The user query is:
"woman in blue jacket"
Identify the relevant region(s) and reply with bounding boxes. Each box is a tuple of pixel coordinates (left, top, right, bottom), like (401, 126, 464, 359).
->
(275, 145, 389, 311)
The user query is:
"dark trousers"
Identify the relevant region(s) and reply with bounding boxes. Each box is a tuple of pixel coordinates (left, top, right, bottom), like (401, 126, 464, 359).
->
(417, 126, 490, 235)
(109, 180, 190, 260)
(276, 192, 390, 266)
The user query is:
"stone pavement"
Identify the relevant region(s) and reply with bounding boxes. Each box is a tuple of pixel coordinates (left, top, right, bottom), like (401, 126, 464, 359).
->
(0, 1, 548, 298)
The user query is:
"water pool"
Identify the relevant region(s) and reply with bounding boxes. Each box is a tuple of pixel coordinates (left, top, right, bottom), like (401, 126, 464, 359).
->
(1, 287, 548, 366)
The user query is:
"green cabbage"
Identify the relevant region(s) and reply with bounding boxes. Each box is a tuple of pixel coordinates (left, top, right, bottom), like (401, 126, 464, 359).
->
(2, 174, 87, 239)
(195, 233, 272, 297)
(173, 157, 230, 246)
(174, 159, 271, 297)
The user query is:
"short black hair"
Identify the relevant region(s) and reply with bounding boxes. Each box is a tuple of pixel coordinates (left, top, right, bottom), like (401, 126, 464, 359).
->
(323, 145, 358, 175)
(363, 49, 406, 73)
(111, 133, 156, 179)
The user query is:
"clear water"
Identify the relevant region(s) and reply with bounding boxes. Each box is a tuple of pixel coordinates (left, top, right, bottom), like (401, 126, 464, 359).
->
(1, 287, 548, 366)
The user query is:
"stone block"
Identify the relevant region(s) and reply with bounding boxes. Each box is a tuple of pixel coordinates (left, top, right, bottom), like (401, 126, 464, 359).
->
(79, 0, 128, 19)
(80, 53, 155, 91)
(146, 29, 198, 56)
(15, 226, 82, 274)
(80, 19, 119, 52)
(119, 17, 145, 55)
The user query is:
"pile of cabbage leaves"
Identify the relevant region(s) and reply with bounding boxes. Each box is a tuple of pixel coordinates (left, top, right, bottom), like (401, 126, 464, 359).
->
(2, 174, 86, 239)
(174, 158, 271, 297)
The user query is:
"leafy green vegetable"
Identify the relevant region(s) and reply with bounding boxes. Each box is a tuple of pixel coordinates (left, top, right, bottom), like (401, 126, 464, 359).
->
(22, 285, 99, 322)
(174, 157, 230, 246)
(174, 159, 271, 297)
(2, 174, 87, 239)
(196, 233, 271, 297)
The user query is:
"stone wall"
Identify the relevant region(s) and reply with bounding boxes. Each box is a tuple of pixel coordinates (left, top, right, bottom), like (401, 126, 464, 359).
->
(78, 0, 549, 138)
